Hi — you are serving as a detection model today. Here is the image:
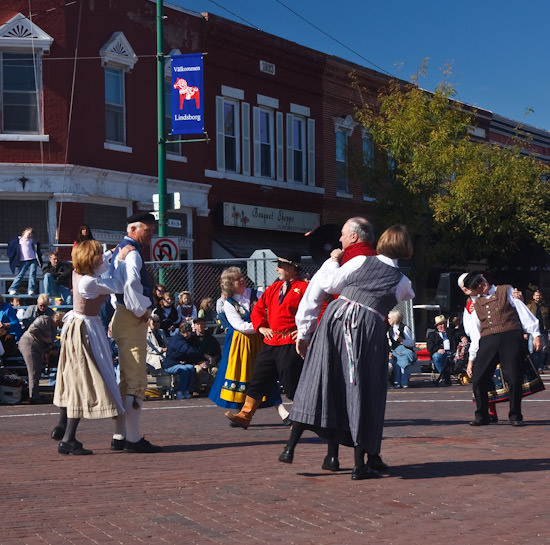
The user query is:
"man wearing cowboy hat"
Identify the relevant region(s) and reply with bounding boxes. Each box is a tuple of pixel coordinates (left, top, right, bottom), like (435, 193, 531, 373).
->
(427, 314, 454, 385)
(225, 251, 309, 429)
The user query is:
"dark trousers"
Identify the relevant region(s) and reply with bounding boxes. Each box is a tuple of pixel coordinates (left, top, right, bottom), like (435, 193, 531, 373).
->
(472, 330, 525, 422)
(246, 343, 304, 401)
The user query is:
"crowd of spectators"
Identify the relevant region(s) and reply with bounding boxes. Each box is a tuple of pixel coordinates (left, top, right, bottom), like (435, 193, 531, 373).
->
(0, 283, 223, 402)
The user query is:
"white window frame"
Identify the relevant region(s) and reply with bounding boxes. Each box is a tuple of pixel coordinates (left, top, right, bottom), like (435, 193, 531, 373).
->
(286, 113, 306, 183)
(100, 32, 137, 152)
(253, 106, 275, 179)
(334, 115, 358, 196)
(216, 96, 241, 173)
(0, 13, 52, 140)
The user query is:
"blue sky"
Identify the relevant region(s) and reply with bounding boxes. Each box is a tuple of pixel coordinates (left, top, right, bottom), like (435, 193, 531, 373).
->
(169, 0, 550, 131)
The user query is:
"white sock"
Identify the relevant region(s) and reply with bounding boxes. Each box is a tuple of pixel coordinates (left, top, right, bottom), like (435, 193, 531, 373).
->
(277, 404, 289, 420)
(123, 395, 142, 443)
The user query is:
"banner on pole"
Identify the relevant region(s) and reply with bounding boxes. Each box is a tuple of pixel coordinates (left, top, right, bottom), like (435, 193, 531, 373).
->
(170, 53, 204, 135)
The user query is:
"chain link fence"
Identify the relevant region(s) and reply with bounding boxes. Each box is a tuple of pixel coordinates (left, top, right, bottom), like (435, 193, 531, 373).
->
(144, 256, 320, 307)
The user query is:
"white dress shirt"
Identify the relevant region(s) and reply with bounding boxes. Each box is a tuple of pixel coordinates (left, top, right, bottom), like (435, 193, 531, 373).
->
(465, 285, 540, 361)
(296, 254, 415, 340)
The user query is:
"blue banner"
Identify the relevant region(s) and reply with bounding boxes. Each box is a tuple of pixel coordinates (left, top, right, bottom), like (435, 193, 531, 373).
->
(171, 53, 204, 135)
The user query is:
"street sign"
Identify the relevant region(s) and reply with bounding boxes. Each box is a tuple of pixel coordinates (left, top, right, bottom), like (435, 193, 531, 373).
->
(151, 237, 179, 262)
(247, 249, 278, 289)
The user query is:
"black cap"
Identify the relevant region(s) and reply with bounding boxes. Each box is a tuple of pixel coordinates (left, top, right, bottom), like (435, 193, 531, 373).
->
(126, 212, 156, 225)
(276, 251, 301, 268)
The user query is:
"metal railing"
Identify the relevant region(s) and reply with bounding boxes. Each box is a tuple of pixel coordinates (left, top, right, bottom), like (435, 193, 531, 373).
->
(144, 256, 319, 305)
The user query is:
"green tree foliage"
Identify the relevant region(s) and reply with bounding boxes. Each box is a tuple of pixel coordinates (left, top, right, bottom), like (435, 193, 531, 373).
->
(352, 66, 550, 286)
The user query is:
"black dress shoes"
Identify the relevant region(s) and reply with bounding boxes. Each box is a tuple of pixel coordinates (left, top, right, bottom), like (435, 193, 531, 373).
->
(58, 440, 93, 455)
(321, 455, 340, 471)
(110, 438, 125, 451)
(51, 426, 65, 441)
(278, 446, 294, 464)
(351, 465, 381, 480)
(367, 454, 389, 472)
(489, 414, 498, 424)
(510, 420, 525, 427)
(469, 419, 490, 426)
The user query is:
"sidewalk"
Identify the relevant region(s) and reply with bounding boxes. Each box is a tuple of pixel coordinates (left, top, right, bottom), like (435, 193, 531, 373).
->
(2, 380, 550, 545)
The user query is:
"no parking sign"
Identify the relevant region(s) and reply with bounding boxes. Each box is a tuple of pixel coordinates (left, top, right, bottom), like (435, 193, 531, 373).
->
(151, 237, 179, 262)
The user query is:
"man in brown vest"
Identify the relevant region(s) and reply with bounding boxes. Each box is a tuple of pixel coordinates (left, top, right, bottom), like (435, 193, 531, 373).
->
(460, 272, 541, 426)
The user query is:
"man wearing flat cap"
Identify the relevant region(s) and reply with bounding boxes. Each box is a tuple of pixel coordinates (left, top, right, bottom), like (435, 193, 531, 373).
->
(225, 251, 309, 429)
(426, 315, 454, 386)
(459, 272, 541, 426)
(110, 212, 162, 452)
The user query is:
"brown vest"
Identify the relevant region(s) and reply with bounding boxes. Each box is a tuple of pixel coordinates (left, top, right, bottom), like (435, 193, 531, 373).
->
(72, 272, 107, 316)
(473, 284, 521, 337)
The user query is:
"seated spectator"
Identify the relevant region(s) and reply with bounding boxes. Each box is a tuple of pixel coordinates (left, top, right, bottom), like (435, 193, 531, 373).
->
(192, 316, 221, 393)
(454, 334, 470, 376)
(197, 297, 216, 322)
(153, 291, 179, 336)
(0, 324, 19, 358)
(152, 283, 166, 308)
(177, 291, 197, 324)
(19, 312, 64, 403)
(9, 297, 26, 321)
(42, 251, 73, 304)
(146, 314, 168, 374)
(0, 295, 22, 341)
(162, 321, 201, 399)
(22, 293, 54, 331)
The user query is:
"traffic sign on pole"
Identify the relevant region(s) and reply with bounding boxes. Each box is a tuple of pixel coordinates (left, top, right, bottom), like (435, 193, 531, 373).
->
(151, 237, 179, 262)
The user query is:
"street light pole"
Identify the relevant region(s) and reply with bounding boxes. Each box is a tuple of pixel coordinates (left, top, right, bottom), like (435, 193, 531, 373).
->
(156, 0, 166, 239)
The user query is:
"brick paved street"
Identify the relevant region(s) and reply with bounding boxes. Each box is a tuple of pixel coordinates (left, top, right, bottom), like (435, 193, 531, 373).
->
(2, 377, 550, 545)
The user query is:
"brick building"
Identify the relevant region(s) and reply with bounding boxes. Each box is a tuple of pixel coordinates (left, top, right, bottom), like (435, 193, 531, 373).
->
(1, 0, 549, 269)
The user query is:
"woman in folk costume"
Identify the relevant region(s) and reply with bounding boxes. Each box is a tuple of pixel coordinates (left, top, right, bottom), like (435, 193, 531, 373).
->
(284, 225, 415, 480)
(208, 267, 283, 420)
(52, 240, 134, 455)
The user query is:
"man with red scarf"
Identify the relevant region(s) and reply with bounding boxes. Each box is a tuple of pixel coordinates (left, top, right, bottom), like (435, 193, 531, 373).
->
(277, 217, 378, 472)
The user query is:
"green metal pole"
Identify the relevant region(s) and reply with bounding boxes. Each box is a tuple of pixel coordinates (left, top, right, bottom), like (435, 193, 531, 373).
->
(157, 0, 166, 283)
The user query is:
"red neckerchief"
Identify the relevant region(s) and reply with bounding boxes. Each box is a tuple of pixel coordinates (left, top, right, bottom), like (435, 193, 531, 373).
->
(316, 241, 377, 323)
(466, 298, 474, 314)
(341, 241, 376, 265)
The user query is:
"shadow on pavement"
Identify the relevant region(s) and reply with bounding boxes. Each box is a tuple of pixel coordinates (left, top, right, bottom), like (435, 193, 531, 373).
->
(392, 458, 550, 479)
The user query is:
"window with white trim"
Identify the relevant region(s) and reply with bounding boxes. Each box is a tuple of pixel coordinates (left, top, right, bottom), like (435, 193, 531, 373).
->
(287, 114, 306, 183)
(105, 67, 125, 144)
(335, 129, 348, 192)
(254, 106, 274, 178)
(334, 115, 358, 195)
(0, 14, 53, 136)
(100, 32, 137, 148)
(216, 94, 244, 173)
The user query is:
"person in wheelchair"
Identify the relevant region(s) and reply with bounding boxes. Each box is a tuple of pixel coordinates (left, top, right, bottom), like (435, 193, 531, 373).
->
(427, 315, 455, 386)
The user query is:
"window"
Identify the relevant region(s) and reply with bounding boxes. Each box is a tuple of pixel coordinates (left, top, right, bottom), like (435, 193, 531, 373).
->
(0, 14, 53, 138)
(253, 107, 274, 178)
(287, 115, 306, 183)
(224, 101, 238, 171)
(334, 115, 358, 195)
(100, 32, 137, 150)
(216, 95, 242, 173)
(1, 53, 39, 133)
(335, 129, 348, 192)
(362, 130, 374, 167)
(105, 67, 125, 144)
